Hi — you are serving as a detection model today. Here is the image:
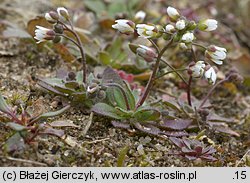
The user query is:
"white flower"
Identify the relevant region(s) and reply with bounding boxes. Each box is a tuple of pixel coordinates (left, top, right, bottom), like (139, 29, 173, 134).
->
(205, 45, 227, 65)
(204, 67, 217, 85)
(167, 6, 180, 21)
(181, 32, 195, 43)
(198, 19, 218, 31)
(134, 11, 146, 22)
(176, 20, 185, 30)
(57, 7, 69, 20)
(112, 19, 135, 34)
(136, 24, 157, 38)
(165, 24, 175, 33)
(34, 26, 55, 43)
(190, 61, 206, 78)
(136, 45, 157, 62)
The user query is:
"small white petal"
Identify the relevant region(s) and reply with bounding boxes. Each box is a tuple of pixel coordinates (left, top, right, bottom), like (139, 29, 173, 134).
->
(176, 20, 185, 30)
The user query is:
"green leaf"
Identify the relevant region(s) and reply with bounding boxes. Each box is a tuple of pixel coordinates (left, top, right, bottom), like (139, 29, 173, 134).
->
(6, 122, 27, 131)
(107, 37, 123, 59)
(108, 2, 127, 17)
(84, 0, 106, 16)
(31, 105, 71, 123)
(117, 146, 129, 167)
(123, 81, 136, 110)
(163, 100, 181, 112)
(92, 103, 126, 120)
(87, 73, 95, 85)
(115, 107, 133, 118)
(76, 71, 84, 84)
(0, 93, 12, 114)
(113, 87, 127, 109)
(64, 81, 79, 89)
(99, 51, 112, 65)
(133, 107, 161, 121)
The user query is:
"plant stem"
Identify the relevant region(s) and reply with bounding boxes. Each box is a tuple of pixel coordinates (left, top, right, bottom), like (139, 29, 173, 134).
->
(56, 34, 81, 48)
(198, 78, 228, 109)
(58, 21, 87, 83)
(154, 68, 187, 80)
(136, 37, 174, 109)
(149, 39, 188, 85)
(187, 75, 192, 106)
(192, 42, 207, 50)
(186, 46, 197, 106)
(160, 58, 188, 85)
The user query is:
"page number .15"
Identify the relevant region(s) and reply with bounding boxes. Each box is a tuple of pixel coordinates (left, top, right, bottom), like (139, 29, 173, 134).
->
(234, 171, 247, 179)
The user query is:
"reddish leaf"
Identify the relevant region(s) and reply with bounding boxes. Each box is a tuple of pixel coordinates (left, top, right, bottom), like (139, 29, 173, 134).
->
(50, 120, 80, 128)
(111, 121, 131, 129)
(212, 125, 240, 137)
(40, 127, 65, 138)
(134, 123, 161, 136)
(162, 131, 189, 137)
(169, 137, 185, 148)
(160, 119, 192, 130)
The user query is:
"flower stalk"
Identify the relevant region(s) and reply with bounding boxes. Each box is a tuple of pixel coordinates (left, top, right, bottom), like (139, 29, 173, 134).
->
(136, 37, 174, 109)
(58, 21, 87, 83)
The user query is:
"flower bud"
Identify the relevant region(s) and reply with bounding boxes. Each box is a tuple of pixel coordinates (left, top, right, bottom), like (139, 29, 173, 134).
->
(45, 11, 59, 23)
(97, 90, 106, 100)
(67, 72, 76, 80)
(54, 23, 64, 34)
(165, 24, 175, 33)
(53, 36, 61, 43)
(181, 32, 195, 43)
(176, 20, 186, 30)
(205, 45, 227, 65)
(136, 45, 157, 62)
(187, 21, 197, 31)
(134, 10, 146, 23)
(112, 19, 135, 35)
(198, 19, 218, 32)
(57, 7, 70, 20)
(167, 6, 180, 22)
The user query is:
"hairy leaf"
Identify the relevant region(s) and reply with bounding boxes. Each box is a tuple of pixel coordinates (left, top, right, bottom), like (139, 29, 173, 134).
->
(99, 51, 112, 65)
(134, 123, 161, 136)
(161, 131, 189, 137)
(6, 122, 27, 131)
(160, 119, 192, 130)
(92, 103, 127, 120)
(133, 107, 161, 121)
(4, 133, 25, 152)
(40, 127, 65, 138)
(50, 120, 80, 128)
(123, 81, 136, 110)
(111, 121, 131, 129)
(31, 105, 71, 123)
(0, 93, 12, 115)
